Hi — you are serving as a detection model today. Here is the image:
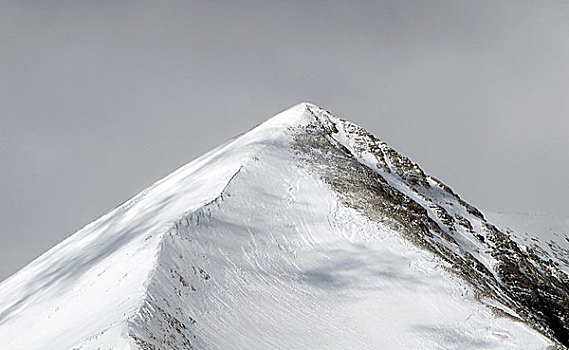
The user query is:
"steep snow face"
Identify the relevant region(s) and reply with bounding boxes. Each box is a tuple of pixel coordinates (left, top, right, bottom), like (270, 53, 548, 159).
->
(0, 104, 311, 349)
(0, 103, 565, 349)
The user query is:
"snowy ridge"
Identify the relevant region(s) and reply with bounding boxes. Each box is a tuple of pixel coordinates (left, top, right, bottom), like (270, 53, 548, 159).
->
(0, 103, 310, 349)
(0, 102, 567, 349)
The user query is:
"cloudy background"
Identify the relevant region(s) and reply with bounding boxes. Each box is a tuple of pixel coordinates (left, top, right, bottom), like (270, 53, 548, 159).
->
(1, 1, 568, 281)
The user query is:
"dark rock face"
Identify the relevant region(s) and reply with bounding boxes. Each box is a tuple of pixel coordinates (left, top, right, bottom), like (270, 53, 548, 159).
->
(484, 223, 569, 346)
(293, 105, 569, 348)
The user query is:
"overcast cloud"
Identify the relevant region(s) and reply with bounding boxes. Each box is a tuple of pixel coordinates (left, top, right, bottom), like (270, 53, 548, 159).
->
(1, 0, 568, 281)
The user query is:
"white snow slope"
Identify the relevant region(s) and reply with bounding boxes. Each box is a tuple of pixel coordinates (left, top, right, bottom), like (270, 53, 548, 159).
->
(0, 103, 563, 349)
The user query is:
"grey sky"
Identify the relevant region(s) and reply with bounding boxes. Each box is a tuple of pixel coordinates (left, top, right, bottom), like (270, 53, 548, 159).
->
(1, 1, 568, 281)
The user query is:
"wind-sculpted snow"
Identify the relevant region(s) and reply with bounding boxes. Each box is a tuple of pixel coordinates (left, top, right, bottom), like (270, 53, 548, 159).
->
(0, 102, 566, 349)
(0, 104, 310, 349)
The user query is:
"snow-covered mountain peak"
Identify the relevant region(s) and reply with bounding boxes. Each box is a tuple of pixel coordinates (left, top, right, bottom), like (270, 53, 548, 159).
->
(248, 102, 319, 132)
(1, 103, 568, 349)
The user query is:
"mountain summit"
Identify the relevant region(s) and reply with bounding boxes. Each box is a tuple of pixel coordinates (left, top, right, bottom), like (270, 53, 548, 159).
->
(1, 103, 568, 349)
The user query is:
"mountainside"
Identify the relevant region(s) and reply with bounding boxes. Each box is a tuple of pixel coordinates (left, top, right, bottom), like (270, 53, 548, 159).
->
(0, 103, 567, 349)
